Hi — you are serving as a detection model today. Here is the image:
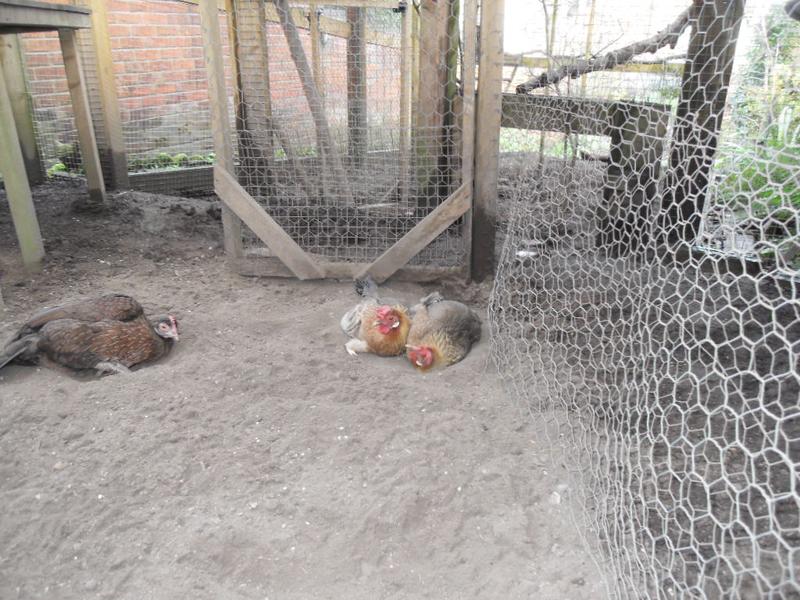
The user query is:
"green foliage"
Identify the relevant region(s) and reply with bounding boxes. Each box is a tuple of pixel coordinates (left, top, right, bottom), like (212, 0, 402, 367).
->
(46, 162, 67, 178)
(719, 137, 800, 220)
(128, 152, 216, 172)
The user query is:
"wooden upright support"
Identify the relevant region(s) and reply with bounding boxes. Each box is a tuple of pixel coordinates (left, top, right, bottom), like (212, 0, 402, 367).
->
(0, 33, 42, 185)
(0, 58, 44, 269)
(472, 0, 504, 281)
(346, 6, 367, 167)
(86, 0, 128, 189)
(58, 28, 106, 204)
(199, 0, 244, 258)
(663, 0, 745, 243)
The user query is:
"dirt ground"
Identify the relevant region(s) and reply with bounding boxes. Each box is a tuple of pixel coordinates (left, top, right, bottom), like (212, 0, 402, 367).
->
(0, 180, 605, 600)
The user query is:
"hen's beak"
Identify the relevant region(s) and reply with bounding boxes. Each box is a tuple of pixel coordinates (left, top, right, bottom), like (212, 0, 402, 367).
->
(392, 321, 400, 329)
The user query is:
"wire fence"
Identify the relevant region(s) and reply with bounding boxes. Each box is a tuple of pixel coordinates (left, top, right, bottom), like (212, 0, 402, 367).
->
(230, 0, 468, 266)
(490, 1, 799, 597)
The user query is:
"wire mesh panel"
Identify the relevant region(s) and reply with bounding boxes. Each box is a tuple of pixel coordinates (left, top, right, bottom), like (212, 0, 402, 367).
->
(490, 0, 799, 597)
(228, 0, 469, 268)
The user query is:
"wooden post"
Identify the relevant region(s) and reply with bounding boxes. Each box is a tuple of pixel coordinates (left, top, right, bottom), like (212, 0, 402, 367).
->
(0, 34, 42, 186)
(274, 0, 352, 201)
(472, 0, 504, 281)
(199, 0, 244, 258)
(229, 0, 276, 195)
(461, 0, 477, 277)
(86, 0, 128, 189)
(309, 3, 323, 102)
(346, 6, 367, 167)
(415, 0, 449, 190)
(0, 59, 44, 269)
(58, 28, 106, 205)
(399, 1, 412, 203)
(663, 0, 745, 244)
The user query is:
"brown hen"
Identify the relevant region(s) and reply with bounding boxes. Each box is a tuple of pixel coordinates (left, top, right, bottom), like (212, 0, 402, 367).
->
(406, 292, 482, 371)
(10, 293, 144, 341)
(0, 314, 179, 375)
(340, 277, 411, 357)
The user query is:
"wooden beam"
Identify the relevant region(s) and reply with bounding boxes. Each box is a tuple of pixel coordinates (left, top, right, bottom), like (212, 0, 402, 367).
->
(0, 58, 43, 268)
(59, 28, 106, 204)
(0, 0, 90, 31)
(472, 0, 504, 281)
(663, 0, 745, 243)
(86, 0, 128, 189)
(309, 2, 322, 98)
(460, 0, 477, 278)
(214, 166, 325, 280)
(346, 6, 366, 167)
(274, 0, 351, 201)
(415, 0, 449, 186)
(265, 0, 397, 7)
(502, 53, 685, 75)
(183, 0, 401, 48)
(233, 255, 467, 283)
(199, 0, 243, 258)
(0, 34, 41, 185)
(232, 0, 275, 194)
(357, 182, 471, 283)
(128, 165, 213, 195)
(399, 1, 412, 202)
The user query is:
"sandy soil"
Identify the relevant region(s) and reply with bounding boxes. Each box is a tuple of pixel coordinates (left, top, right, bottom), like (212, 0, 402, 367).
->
(0, 180, 605, 599)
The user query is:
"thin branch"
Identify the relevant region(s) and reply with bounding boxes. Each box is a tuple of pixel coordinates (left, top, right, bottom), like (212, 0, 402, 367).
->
(516, 5, 692, 94)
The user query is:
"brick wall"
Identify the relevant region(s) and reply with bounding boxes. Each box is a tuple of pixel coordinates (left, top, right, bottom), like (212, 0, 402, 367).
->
(20, 0, 402, 171)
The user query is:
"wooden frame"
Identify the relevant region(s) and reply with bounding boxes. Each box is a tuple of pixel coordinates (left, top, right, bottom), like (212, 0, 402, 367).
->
(0, 0, 90, 32)
(86, 0, 128, 189)
(0, 53, 43, 268)
(0, 33, 41, 185)
(59, 28, 106, 204)
(202, 0, 477, 282)
(0, 0, 109, 268)
(472, 0, 505, 281)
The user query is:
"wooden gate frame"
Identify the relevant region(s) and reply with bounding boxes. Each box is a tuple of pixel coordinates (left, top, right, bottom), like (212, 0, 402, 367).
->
(199, 0, 479, 283)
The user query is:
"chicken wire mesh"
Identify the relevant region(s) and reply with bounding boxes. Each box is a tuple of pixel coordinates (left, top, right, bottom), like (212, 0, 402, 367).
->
(229, 0, 468, 266)
(490, 1, 799, 598)
(17, 0, 227, 196)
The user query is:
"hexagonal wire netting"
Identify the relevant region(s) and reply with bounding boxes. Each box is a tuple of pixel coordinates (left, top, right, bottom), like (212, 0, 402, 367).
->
(490, 1, 799, 598)
(228, 0, 469, 267)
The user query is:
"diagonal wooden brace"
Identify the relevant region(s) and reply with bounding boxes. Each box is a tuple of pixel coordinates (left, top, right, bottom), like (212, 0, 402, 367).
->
(214, 166, 325, 280)
(357, 183, 472, 283)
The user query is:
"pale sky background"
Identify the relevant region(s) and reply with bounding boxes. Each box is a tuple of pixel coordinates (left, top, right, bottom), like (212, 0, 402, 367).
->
(501, 0, 781, 61)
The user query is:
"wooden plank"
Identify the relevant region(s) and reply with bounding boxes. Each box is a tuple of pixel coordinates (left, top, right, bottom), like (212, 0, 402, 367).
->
(357, 183, 471, 283)
(59, 28, 106, 204)
(398, 1, 411, 202)
(472, 0, 504, 281)
(185, 0, 400, 48)
(274, 0, 351, 200)
(0, 33, 41, 185)
(664, 0, 745, 243)
(268, 0, 398, 7)
(199, 0, 243, 258)
(460, 0, 477, 278)
(502, 53, 685, 75)
(0, 58, 43, 268)
(233, 255, 467, 282)
(415, 0, 448, 186)
(346, 6, 366, 166)
(86, 0, 128, 189)
(309, 2, 322, 98)
(0, 0, 90, 30)
(128, 165, 214, 194)
(501, 93, 612, 136)
(215, 166, 325, 280)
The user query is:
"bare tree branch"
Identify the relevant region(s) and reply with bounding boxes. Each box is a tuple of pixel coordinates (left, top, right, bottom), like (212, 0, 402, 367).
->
(516, 6, 692, 94)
